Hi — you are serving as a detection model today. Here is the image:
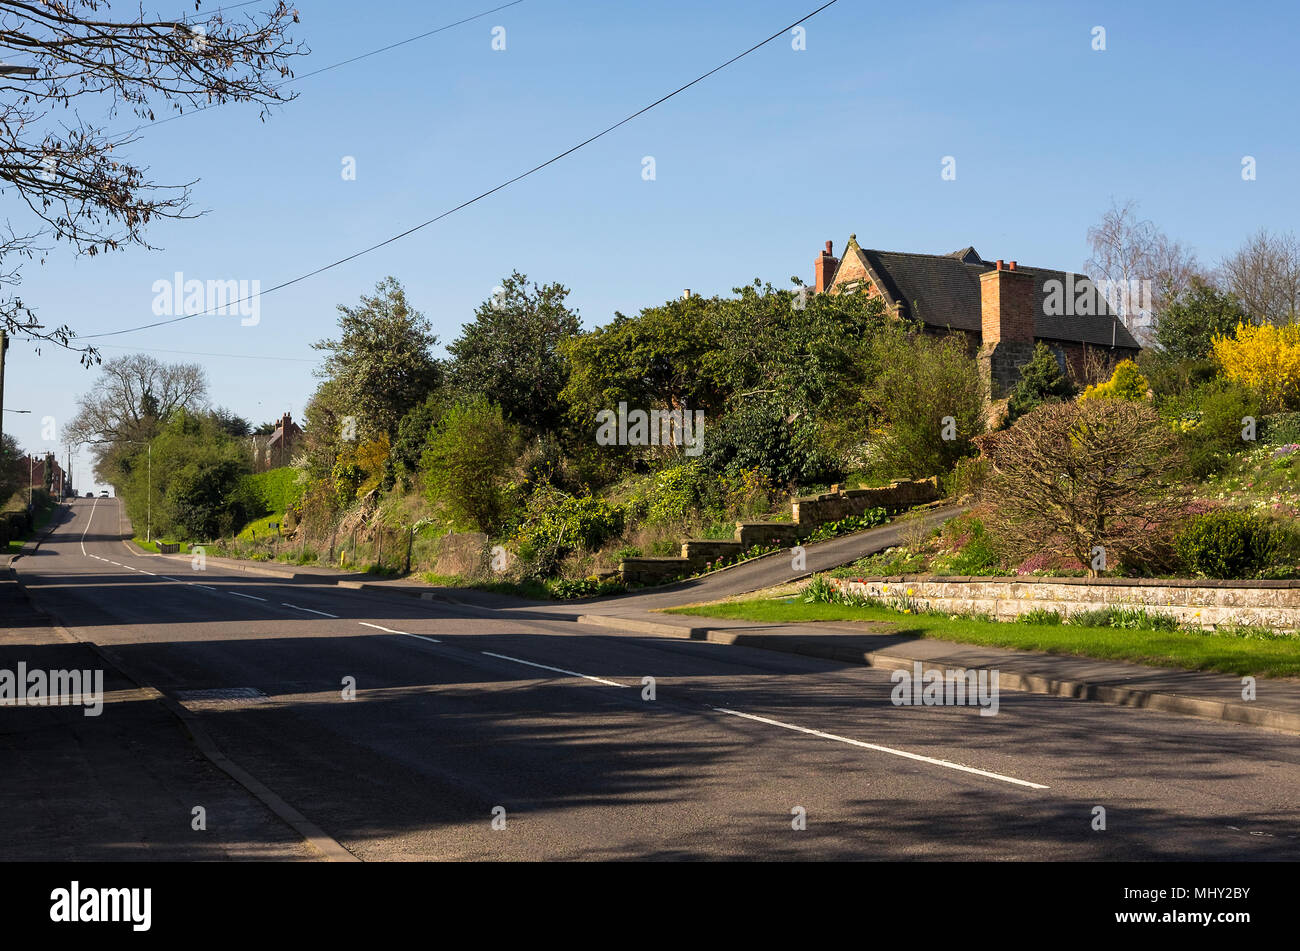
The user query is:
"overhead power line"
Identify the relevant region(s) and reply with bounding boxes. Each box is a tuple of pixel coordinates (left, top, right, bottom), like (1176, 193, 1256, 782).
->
(84, 0, 841, 340)
(138, 0, 528, 132)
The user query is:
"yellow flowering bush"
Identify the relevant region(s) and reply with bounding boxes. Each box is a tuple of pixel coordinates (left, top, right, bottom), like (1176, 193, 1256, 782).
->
(1080, 359, 1150, 402)
(1211, 322, 1300, 411)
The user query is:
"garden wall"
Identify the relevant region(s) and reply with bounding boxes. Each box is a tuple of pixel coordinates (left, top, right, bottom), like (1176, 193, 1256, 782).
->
(829, 575, 1300, 633)
(620, 478, 940, 585)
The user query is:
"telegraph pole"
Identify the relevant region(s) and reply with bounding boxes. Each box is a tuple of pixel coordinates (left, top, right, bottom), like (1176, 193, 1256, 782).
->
(0, 329, 8, 461)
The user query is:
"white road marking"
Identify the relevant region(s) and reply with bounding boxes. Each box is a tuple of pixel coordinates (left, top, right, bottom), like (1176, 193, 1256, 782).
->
(480, 650, 629, 688)
(190, 583, 215, 591)
(160, 576, 183, 583)
(229, 591, 267, 602)
(359, 621, 441, 644)
(138, 570, 156, 576)
(710, 706, 1049, 790)
(78, 498, 98, 557)
(282, 603, 339, 618)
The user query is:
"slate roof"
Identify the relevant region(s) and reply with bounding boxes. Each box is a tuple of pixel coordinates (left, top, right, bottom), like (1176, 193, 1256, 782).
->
(847, 246, 1140, 350)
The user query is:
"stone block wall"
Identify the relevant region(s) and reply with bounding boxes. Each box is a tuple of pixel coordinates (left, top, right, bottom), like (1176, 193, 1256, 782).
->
(830, 575, 1300, 633)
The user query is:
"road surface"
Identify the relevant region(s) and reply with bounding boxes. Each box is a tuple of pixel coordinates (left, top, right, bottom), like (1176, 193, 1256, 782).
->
(9, 498, 1299, 860)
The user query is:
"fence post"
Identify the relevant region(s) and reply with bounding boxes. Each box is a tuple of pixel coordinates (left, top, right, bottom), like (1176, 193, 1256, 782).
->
(376, 530, 383, 569)
(405, 525, 414, 575)
(328, 524, 337, 563)
(350, 528, 356, 565)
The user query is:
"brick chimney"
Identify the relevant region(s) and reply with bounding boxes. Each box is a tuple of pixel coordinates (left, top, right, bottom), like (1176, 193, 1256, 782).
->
(280, 412, 292, 434)
(814, 240, 839, 294)
(977, 258, 1037, 403)
(979, 259, 1034, 345)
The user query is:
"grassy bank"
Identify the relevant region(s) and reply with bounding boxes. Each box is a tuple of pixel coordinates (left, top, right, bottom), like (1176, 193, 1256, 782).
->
(664, 597, 1300, 678)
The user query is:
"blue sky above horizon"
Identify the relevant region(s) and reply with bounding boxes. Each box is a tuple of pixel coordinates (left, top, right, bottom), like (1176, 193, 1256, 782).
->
(5, 0, 1299, 490)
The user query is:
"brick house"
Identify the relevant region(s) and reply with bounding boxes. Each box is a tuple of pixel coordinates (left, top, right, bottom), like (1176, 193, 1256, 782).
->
(250, 412, 303, 472)
(812, 234, 1141, 400)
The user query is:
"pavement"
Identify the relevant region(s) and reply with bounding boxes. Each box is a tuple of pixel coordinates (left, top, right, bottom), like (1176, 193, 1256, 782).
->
(6, 497, 1300, 860)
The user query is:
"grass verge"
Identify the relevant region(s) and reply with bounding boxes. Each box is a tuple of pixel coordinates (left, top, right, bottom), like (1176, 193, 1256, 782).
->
(664, 597, 1300, 678)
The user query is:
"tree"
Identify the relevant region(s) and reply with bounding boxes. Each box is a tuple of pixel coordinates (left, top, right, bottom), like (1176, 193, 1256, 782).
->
(447, 271, 581, 436)
(977, 400, 1186, 576)
(1085, 199, 1201, 346)
(0, 0, 306, 358)
(421, 398, 521, 533)
(65, 353, 207, 478)
(1006, 343, 1074, 425)
(1153, 278, 1249, 360)
(1219, 228, 1300, 326)
(312, 277, 441, 440)
(120, 409, 252, 539)
(856, 326, 986, 478)
(0, 432, 23, 503)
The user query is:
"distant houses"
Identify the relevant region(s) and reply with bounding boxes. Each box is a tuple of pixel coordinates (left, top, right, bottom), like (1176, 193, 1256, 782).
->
(250, 412, 302, 472)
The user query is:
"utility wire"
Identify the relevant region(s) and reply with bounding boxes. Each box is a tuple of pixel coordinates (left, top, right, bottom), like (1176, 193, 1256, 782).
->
(137, 1, 527, 132)
(84, 0, 840, 340)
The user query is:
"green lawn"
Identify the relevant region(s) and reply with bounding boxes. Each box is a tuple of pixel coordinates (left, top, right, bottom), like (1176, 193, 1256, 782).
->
(664, 597, 1300, 678)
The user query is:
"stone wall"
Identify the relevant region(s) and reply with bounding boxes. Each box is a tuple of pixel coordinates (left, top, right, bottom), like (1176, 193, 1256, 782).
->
(830, 575, 1300, 633)
(619, 478, 940, 585)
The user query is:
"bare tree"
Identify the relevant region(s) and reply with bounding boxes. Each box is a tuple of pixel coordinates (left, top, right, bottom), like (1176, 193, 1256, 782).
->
(0, 1, 306, 360)
(1219, 228, 1300, 326)
(65, 352, 207, 473)
(976, 399, 1187, 577)
(1085, 199, 1201, 347)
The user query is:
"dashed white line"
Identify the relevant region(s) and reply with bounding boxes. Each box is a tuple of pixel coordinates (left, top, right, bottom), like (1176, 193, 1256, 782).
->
(229, 591, 267, 602)
(282, 603, 339, 618)
(480, 650, 629, 688)
(190, 583, 215, 591)
(710, 706, 1049, 790)
(359, 621, 441, 644)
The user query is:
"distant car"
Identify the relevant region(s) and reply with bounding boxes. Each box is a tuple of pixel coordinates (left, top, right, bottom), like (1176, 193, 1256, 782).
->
(84, 492, 93, 498)
(99, 490, 109, 497)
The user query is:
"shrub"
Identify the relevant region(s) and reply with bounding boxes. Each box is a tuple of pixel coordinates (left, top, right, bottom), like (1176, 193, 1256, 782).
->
(977, 400, 1185, 577)
(932, 518, 1001, 575)
(515, 492, 625, 560)
(1080, 359, 1149, 402)
(1175, 509, 1300, 579)
(1162, 379, 1262, 478)
(702, 396, 840, 488)
(1211, 322, 1300, 411)
(1065, 607, 1179, 630)
(645, 462, 717, 524)
(1006, 343, 1074, 424)
(421, 397, 522, 533)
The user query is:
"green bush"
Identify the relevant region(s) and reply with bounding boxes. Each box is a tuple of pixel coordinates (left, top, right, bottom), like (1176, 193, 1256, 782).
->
(516, 492, 624, 558)
(421, 397, 522, 533)
(1175, 509, 1300, 579)
(645, 462, 717, 524)
(1065, 606, 1180, 630)
(1006, 343, 1074, 425)
(1163, 380, 1262, 478)
(932, 518, 1000, 575)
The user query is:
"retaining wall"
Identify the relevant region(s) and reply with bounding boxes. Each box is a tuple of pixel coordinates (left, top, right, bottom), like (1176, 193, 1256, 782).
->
(830, 575, 1300, 633)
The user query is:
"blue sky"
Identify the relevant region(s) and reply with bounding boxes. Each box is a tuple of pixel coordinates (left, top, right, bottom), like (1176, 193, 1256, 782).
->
(5, 0, 1299, 490)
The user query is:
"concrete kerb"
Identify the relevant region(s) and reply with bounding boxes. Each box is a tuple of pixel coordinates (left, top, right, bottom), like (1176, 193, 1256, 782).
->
(574, 613, 1300, 736)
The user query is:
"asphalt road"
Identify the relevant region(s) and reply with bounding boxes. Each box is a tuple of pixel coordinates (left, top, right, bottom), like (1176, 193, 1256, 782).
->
(10, 498, 1300, 860)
